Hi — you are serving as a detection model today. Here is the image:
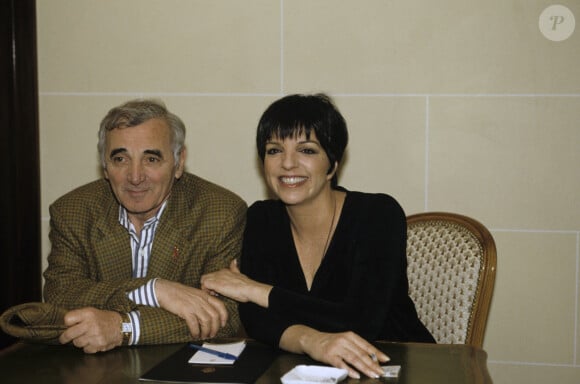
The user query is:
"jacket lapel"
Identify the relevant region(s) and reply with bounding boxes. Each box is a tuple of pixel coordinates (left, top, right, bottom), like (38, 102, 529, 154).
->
(147, 180, 193, 280)
(94, 201, 133, 280)
(148, 222, 184, 279)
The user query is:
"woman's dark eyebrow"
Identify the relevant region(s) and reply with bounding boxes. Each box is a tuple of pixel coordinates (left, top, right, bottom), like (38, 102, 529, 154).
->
(297, 139, 320, 145)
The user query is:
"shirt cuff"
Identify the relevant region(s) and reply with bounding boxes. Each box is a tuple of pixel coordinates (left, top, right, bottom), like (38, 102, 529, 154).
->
(127, 278, 160, 307)
(126, 310, 140, 345)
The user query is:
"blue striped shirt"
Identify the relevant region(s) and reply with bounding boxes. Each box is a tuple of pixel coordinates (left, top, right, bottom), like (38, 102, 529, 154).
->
(119, 201, 167, 345)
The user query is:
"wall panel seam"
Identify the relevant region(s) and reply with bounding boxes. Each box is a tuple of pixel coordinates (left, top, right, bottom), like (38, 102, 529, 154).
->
(489, 360, 579, 368)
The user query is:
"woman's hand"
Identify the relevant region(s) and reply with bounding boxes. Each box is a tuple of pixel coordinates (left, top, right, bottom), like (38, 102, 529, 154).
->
(201, 260, 272, 307)
(282, 326, 389, 379)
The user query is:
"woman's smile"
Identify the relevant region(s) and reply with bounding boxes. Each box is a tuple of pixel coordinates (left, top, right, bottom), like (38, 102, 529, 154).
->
(279, 176, 308, 187)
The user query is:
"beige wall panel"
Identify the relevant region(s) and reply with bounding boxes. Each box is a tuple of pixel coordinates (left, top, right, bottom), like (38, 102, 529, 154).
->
(39, 95, 129, 216)
(37, 0, 280, 93)
(485, 231, 576, 363)
(488, 363, 580, 384)
(283, 0, 579, 94)
(335, 97, 427, 214)
(162, 96, 276, 203)
(428, 97, 580, 230)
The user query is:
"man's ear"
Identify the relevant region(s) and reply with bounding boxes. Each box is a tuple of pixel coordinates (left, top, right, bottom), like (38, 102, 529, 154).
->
(174, 147, 187, 179)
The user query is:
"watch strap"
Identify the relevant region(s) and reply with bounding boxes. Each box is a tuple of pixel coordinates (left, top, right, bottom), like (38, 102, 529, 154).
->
(120, 312, 133, 346)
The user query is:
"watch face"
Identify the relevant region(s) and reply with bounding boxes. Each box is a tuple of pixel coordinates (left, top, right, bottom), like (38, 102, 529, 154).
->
(122, 323, 133, 333)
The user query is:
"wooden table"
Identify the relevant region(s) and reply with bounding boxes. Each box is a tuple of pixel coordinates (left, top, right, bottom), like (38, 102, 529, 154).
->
(0, 340, 491, 383)
(258, 342, 492, 384)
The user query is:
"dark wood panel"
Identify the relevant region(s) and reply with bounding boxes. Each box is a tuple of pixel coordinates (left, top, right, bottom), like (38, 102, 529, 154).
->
(0, 0, 41, 349)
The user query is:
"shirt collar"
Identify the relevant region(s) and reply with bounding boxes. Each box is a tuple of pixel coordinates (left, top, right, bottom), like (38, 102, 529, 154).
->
(118, 200, 168, 232)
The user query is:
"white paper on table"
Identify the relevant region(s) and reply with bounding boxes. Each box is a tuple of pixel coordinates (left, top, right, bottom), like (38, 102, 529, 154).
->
(187, 341, 246, 365)
(381, 365, 401, 377)
(281, 365, 348, 384)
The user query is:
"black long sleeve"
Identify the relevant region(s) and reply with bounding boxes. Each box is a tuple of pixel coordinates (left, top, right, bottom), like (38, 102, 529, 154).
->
(239, 189, 435, 346)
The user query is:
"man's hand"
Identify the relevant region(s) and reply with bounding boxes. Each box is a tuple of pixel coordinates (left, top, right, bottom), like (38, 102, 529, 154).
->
(59, 308, 123, 353)
(155, 279, 228, 339)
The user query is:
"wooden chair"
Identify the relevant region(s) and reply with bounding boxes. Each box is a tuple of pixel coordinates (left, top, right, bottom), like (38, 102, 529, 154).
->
(406, 212, 496, 347)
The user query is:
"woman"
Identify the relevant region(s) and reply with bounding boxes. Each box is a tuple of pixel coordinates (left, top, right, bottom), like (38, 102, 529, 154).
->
(201, 93, 434, 379)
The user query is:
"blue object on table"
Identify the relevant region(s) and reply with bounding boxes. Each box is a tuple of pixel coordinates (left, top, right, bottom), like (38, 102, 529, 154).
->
(188, 343, 238, 361)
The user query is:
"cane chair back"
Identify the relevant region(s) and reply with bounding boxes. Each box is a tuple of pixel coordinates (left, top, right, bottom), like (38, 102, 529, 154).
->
(406, 212, 496, 347)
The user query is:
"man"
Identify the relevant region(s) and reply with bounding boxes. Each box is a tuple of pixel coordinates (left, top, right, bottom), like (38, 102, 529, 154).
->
(43, 99, 246, 353)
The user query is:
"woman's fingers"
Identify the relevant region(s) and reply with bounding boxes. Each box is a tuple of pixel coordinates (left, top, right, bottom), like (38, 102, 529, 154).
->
(322, 331, 389, 378)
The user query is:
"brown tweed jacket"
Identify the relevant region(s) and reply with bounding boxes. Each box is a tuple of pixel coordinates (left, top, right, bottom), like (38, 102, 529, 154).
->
(43, 172, 247, 345)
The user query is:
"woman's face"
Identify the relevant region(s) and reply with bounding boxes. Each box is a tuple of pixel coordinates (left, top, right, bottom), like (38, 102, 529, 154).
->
(263, 131, 336, 207)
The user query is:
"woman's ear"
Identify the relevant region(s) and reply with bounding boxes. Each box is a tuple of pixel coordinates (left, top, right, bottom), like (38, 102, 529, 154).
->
(327, 161, 339, 180)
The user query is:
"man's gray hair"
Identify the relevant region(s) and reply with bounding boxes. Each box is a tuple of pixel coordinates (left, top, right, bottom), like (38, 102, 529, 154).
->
(97, 99, 186, 169)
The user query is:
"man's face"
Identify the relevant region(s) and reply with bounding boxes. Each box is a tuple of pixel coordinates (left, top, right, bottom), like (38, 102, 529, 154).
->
(103, 118, 185, 226)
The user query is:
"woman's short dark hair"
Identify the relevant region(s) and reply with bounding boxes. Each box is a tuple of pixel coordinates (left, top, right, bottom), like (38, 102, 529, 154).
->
(256, 93, 349, 187)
